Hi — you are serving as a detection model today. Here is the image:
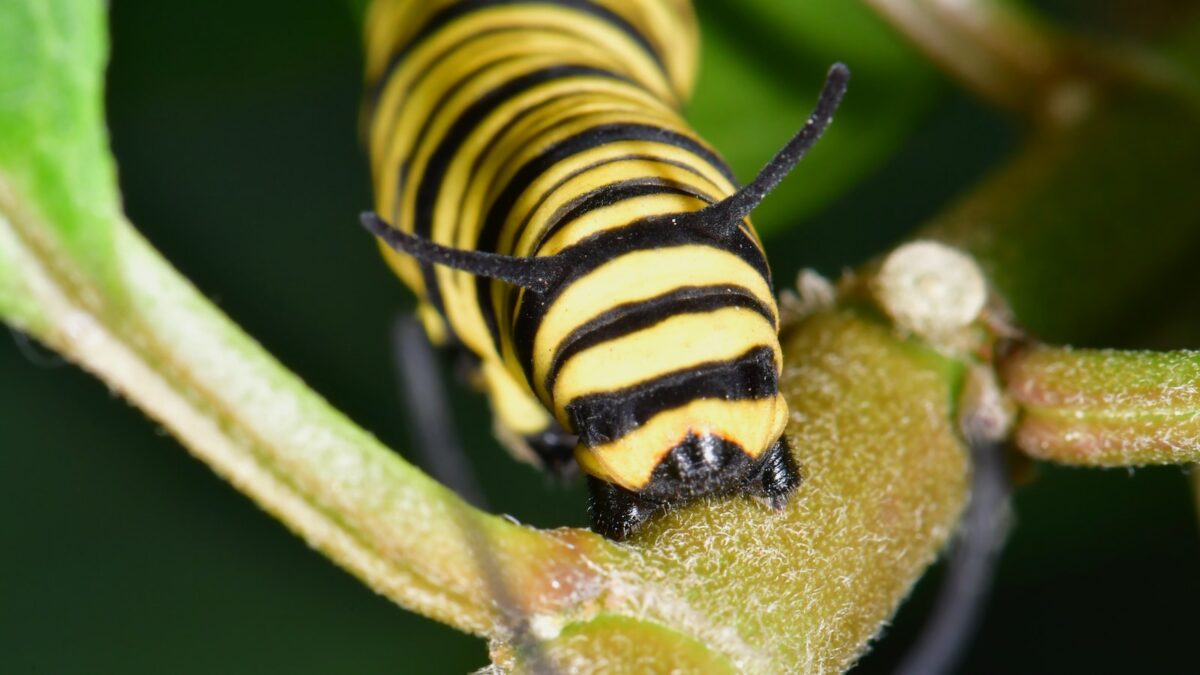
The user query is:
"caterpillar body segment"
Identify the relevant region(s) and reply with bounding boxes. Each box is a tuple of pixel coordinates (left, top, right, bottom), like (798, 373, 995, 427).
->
(363, 0, 847, 538)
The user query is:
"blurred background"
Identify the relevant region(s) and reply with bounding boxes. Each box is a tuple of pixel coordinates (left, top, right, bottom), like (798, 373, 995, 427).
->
(3, 1, 1198, 672)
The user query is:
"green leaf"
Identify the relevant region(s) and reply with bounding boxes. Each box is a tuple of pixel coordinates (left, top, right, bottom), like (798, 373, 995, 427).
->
(0, 0, 122, 300)
(1003, 345, 1200, 465)
(689, 0, 940, 236)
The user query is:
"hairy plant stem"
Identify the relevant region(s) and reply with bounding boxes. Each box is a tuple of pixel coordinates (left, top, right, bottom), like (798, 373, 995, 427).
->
(0, 177, 619, 639)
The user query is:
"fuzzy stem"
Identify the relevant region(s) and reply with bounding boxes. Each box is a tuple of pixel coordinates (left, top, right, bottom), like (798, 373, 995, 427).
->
(1002, 345, 1200, 465)
(0, 179, 618, 638)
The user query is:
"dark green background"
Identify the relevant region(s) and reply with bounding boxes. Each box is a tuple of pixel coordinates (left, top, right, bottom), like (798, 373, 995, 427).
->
(3, 1, 1198, 673)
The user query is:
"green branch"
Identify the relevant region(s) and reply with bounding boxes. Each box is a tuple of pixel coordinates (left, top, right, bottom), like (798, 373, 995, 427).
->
(1002, 345, 1200, 465)
(0, 166, 622, 638)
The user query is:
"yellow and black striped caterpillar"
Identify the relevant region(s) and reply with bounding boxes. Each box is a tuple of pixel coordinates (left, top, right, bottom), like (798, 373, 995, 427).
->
(361, 0, 847, 539)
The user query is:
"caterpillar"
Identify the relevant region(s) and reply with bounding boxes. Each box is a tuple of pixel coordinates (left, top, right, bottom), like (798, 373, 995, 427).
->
(361, 0, 848, 539)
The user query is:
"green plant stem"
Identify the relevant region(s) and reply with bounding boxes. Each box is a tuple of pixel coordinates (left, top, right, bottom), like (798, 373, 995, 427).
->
(578, 310, 970, 673)
(0, 180, 620, 637)
(1002, 345, 1200, 465)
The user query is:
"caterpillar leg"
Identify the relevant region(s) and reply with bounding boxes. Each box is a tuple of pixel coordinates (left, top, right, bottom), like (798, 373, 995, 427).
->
(521, 425, 579, 478)
(588, 437, 801, 540)
(479, 359, 578, 479)
(743, 436, 802, 510)
(587, 476, 659, 541)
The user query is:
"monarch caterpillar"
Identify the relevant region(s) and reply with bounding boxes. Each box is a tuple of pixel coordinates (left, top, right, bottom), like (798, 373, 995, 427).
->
(361, 0, 848, 539)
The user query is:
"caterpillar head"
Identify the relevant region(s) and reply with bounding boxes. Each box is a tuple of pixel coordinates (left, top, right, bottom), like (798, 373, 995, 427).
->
(562, 336, 796, 539)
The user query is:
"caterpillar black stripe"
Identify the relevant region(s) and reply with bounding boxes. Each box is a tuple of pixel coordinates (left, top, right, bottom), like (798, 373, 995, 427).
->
(361, 0, 848, 539)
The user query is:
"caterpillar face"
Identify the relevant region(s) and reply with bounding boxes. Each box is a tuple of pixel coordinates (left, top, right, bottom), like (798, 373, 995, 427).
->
(571, 370, 796, 539)
(539, 227, 796, 537)
(566, 362, 790, 496)
(361, 0, 846, 539)
(535, 242, 789, 487)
